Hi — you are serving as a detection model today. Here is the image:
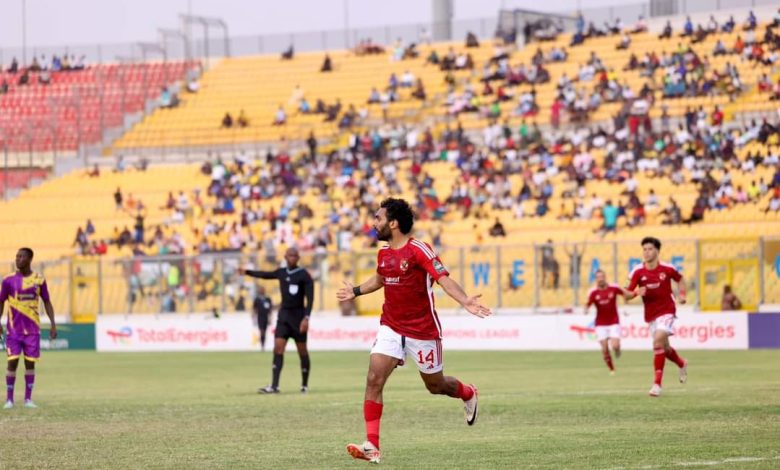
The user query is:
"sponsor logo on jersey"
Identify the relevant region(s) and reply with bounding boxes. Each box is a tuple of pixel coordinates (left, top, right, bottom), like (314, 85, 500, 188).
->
(384, 276, 400, 284)
(17, 293, 37, 301)
(646, 282, 661, 289)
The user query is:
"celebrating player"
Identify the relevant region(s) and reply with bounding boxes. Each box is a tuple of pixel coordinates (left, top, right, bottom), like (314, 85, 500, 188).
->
(337, 198, 492, 464)
(584, 269, 630, 374)
(626, 237, 688, 397)
(0, 248, 57, 409)
(239, 247, 313, 393)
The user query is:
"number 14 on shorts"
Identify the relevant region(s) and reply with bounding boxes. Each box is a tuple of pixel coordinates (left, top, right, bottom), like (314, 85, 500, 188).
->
(417, 350, 435, 365)
(414, 339, 442, 371)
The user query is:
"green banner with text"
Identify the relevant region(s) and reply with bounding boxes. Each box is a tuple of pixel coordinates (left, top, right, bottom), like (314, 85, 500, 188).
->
(40, 323, 96, 351)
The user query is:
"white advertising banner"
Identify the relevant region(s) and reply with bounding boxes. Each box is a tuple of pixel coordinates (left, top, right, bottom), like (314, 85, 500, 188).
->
(306, 313, 748, 351)
(97, 313, 748, 352)
(96, 314, 255, 352)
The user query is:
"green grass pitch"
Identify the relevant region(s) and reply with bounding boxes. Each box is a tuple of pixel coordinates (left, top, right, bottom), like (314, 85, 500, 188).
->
(2, 350, 779, 469)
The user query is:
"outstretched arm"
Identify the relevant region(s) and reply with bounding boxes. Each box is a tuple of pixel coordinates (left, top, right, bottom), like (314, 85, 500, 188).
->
(239, 268, 278, 280)
(337, 274, 384, 302)
(437, 275, 492, 318)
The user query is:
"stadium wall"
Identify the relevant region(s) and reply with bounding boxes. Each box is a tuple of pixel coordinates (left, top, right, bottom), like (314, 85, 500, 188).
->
(94, 312, 759, 352)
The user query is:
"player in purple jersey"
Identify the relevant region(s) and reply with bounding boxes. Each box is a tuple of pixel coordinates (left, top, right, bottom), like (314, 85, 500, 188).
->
(0, 248, 57, 409)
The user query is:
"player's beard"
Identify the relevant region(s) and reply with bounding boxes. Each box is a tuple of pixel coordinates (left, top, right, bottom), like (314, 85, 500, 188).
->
(376, 225, 391, 241)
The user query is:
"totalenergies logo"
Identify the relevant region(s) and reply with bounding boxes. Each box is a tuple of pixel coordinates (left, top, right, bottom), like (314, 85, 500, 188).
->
(107, 326, 133, 344)
(570, 322, 597, 341)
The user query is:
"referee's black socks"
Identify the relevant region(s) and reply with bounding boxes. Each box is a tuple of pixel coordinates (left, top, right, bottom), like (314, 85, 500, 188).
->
(272, 354, 283, 389)
(300, 355, 310, 387)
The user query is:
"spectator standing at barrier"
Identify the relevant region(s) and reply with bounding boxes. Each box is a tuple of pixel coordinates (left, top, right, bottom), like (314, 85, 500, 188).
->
(540, 239, 559, 289)
(240, 247, 314, 393)
(721, 285, 742, 311)
(565, 242, 587, 289)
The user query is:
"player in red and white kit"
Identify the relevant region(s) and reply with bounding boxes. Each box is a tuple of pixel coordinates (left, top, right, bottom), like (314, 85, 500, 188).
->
(337, 198, 492, 464)
(626, 237, 688, 397)
(584, 269, 631, 374)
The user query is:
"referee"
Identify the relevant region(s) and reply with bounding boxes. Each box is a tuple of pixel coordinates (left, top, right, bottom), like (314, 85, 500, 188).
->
(240, 247, 314, 393)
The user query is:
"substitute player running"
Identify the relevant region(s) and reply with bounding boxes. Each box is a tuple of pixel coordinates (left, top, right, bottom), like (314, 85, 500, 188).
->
(239, 247, 313, 393)
(337, 198, 492, 464)
(626, 237, 688, 397)
(584, 269, 630, 374)
(0, 248, 57, 409)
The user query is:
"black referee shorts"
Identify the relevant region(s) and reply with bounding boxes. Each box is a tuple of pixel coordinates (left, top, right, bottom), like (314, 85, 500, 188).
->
(274, 309, 307, 343)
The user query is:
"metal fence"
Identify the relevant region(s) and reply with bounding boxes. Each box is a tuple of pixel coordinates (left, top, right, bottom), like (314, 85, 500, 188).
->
(32, 236, 780, 320)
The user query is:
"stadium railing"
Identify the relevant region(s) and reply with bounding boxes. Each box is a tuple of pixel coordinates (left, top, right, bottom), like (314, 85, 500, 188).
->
(31, 236, 780, 321)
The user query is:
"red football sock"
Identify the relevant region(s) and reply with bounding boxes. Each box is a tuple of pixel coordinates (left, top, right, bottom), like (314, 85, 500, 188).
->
(456, 380, 474, 401)
(603, 351, 614, 371)
(364, 400, 383, 449)
(653, 348, 666, 386)
(665, 347, 685, 368)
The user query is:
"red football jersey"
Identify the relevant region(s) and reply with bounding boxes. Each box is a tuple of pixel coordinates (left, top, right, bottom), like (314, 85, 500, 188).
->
(376, 238, 449, 340)
(627, 262, 682, 322)
(586, 284, 623, 326)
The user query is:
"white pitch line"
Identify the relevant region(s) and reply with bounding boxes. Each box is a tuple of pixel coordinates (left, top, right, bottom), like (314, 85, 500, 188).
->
(481, 386, 721, 399)
(605, 455, 780, 470)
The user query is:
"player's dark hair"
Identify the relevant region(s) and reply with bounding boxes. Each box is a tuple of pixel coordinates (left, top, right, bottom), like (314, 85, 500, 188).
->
(380, 198, 414, 235)
(19, 247, 34, 259)
(641, 237, 661, 250)
(595, 269, 605, 275)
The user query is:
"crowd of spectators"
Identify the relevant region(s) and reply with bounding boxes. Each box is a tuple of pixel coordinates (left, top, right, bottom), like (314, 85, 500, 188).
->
(74, 9, 780, 261)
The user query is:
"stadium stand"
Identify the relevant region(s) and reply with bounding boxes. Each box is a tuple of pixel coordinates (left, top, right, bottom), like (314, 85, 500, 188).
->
(0, 60, 194, 153)
(1, 7, 779, 316)
(113, 9, 779, 151)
